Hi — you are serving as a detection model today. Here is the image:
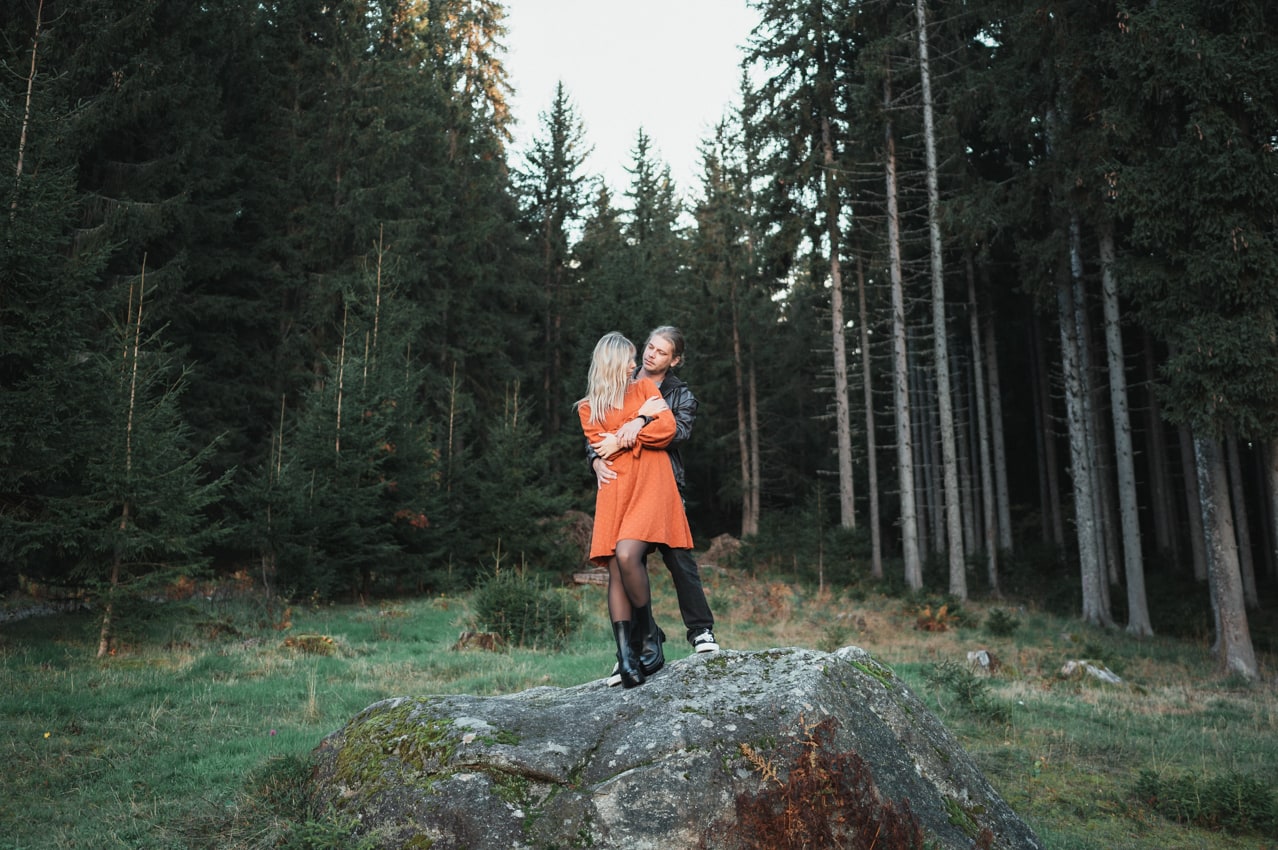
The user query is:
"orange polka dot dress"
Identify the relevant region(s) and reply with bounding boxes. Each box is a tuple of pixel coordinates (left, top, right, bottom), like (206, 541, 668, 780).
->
(579, 377, 693, 565)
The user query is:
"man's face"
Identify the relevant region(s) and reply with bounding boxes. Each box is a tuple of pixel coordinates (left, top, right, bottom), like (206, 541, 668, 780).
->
(642, 335, 679, 376)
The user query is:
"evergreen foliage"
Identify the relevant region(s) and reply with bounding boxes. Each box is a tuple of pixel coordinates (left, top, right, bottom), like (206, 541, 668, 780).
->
(470, 567, 582, 648)
(2, 0, 1276, 650)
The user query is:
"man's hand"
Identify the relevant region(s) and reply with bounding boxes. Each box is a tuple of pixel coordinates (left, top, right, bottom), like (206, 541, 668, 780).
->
(592, 456, 617, 489)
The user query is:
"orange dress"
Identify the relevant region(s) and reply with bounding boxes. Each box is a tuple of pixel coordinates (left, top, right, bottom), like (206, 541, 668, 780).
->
(579, 377, 694, 565)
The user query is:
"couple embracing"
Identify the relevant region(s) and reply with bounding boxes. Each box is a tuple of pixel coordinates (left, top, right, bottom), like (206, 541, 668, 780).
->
(576, 327, 719, 689)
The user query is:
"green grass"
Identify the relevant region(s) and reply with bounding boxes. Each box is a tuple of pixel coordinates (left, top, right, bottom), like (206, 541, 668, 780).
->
(1, 573, 1276, 850)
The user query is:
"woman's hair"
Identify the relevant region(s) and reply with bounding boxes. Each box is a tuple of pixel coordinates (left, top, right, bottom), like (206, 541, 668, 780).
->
(647, 325, 685, 366)
(578, 332, 636, 425)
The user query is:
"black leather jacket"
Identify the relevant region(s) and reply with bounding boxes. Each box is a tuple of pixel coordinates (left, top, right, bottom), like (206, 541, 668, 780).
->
(586, 369, 698, 491)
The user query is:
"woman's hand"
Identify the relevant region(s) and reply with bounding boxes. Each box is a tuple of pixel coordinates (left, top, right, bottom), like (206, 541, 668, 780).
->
(637, 395, 668, 418)
(592, 432, 623, 459)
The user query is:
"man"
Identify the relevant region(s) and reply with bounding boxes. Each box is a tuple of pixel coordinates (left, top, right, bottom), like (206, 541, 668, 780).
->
(589, 326, 719, 685)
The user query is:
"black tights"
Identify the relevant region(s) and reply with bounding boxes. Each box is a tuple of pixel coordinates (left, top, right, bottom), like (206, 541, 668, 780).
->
(607, 539, 651, 622)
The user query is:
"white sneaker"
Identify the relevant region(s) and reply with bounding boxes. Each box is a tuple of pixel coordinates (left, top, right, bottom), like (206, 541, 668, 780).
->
(691, 630, 719, 653)
(606, 662, 622, 687)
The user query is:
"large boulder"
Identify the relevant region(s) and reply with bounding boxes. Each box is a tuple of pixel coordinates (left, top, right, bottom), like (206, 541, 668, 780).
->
(309, 646, 1041, 850)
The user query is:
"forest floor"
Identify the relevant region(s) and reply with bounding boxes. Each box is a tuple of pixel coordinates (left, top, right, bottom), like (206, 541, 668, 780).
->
(1, 567, 1275, 850)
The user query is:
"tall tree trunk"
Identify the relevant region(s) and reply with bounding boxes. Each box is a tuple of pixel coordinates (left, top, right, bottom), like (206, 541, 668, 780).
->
(11, 0, 43, 219)
(1058, 265, 1112, 627)
(1193, 433, 1259, 680)
(1071, 223, 1116, 596)
(1142, 331, 1176, 560)
(914, 357, 940, 555)
(1032, 315, 1066, 550)
(916, 0, 965, 598)
(821, 116, 855, 529)
(1268, 438, 1278, 581)
(732, 282, 757, 537)
(749, 360, 761, 532)
(883, 70, 921, 588)
(1254, 442, 1275, 581)
(1225, 431, 1259, 609)
(968, 260, 999, 595)
(956, 352, 977, 557)
(980, 280, 1013, 552)
(1099, 221, 1151, 636)
(1178, 423, 1209, 581)
(856, 253, 883, 578)
(97, 554, 120, 659)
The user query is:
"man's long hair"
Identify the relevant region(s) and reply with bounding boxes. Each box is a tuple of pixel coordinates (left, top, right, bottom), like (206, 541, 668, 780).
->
(577, 332, 635, 426)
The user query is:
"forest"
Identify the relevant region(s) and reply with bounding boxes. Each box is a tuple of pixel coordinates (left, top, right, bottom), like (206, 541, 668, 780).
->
(1, 0, 1275, 679)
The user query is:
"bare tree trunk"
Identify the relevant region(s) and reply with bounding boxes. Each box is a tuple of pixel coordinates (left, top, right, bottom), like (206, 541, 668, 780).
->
(1225, 431, 1259, 609)
(11, 0, 43, 220)
(1177, 423, 1208, 581)
(968, 260, 999, 595)
(97, 555, 120, 659)
(1142, 331, 1176, 560)
(1099, 221, 1150, 636)
(1254, 441, 1275, 581)
(856, 253, 883, 578)
(956, 352, 978, 556)
(821, 116, 856, 529)
(980, 277, 1013, 553)
(883, 70, 921, 588)
(914, 358, 940, 555)
(1070, 224, 1116, 598)
(1268, 438, 1278, 581)
(1058, 265, 1112, 627)
(732, 284, 757, 537)
(916, 0, 964, 598)
(100, 259, 148, 658)
(1193, 433, 1259, 680)
(749, 360, 761, 533)
(1032, 316, 1066, 550)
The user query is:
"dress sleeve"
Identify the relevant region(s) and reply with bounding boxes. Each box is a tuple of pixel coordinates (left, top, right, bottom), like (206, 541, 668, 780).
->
(578, 402, 608, 446)
(634, 378, 675, 450)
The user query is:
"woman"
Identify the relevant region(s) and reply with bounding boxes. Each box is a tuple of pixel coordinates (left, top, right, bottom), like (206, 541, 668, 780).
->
(577, 332, 693, 687)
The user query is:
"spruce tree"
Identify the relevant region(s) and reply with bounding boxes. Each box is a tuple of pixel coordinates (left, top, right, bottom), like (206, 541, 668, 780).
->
(56, 266, 230, 656)
(513, 82, 593, 471)
(1108, 0, 1278, 677)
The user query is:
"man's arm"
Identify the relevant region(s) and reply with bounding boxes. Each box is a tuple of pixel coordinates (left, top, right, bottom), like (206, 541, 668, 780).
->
(664, 380, 698, 448)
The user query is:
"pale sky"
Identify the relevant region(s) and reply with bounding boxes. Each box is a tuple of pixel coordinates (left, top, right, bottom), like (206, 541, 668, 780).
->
(502, 1, 761, 203)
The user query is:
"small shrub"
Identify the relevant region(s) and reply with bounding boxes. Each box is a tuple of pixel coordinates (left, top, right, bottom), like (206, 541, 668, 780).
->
(984, 608, 1021, 637)
(923, 660, 1010, 725)
(471, 569, 582, 649)
(283, 634, 337, 655)
(1134, 769, 1278, 836)
(818, 622, 855, 653)
(915, 602, 964, 632)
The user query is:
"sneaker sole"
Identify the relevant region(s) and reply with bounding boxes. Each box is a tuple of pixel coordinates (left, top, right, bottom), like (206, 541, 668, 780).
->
(694, 642, 719, 653)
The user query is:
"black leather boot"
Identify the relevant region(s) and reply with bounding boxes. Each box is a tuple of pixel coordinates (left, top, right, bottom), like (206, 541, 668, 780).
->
(612, 621, 644, 688)
(631, 604, 665, 677)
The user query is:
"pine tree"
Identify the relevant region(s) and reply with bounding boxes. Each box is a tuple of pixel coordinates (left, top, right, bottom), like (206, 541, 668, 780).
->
(249, 255, 445, 601)
(1, 1, 110, 590)
(513, 82, 593, 470)
(61, 265, 229, 656)
(1109, 0, 1278, 677)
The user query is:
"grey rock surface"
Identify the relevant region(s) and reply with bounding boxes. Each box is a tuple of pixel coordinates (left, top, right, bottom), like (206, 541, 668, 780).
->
(310, 646, 1041, 849)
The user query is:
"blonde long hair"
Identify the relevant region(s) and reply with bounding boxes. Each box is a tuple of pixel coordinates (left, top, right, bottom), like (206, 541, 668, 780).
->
(577, 332, 635, 426)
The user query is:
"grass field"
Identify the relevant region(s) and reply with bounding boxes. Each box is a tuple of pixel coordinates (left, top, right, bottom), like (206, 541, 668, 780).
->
(1, 567, 1276, 850)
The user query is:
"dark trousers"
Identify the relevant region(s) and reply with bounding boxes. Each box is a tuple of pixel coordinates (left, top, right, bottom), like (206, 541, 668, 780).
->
(645, 543, 714, 643)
